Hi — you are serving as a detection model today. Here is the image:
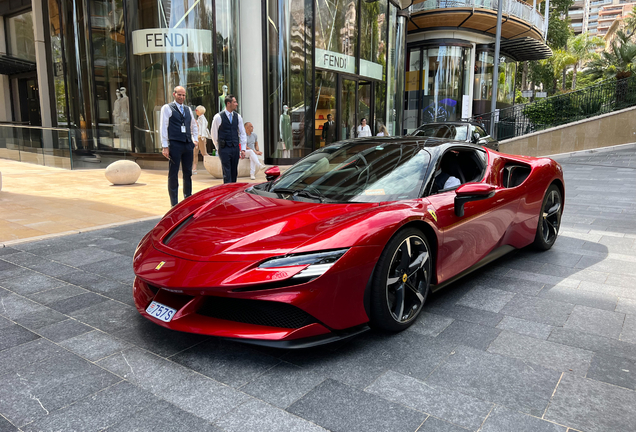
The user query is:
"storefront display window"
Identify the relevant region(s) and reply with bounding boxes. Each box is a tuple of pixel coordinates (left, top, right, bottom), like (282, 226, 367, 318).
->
(474, 49, 516, 114)
(48, 0, 68, 126)
(90, 0, 129, 150)
(128, 0, 217, 153)
(7, 11, 36, 63)
(315, 0, 357, 72)
(265, 0, 312, 160)
(215, 0, 240, 113)
(403, 44, 470, 133)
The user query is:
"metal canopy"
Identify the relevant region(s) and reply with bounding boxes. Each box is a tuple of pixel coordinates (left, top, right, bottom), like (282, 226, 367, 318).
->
(496, 37, 552, 61)
(0, 54, 37, 75)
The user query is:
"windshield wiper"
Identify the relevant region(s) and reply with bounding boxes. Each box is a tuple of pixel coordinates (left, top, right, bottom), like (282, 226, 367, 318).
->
(272, 187, 325, 203)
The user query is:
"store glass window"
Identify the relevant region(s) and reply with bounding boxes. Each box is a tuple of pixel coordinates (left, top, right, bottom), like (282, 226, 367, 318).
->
(266, 0, 313, 160)
(215, 0, 241, 113)
(473, 50, 516, 114)
(360, 0, 387, 81)
(7, 11, 36, 63)
(48, 0, 68, 126)
(315, 0, 357, 70)
(403, 47, 421, 133)
(421, 46, 470, 124)
(129, 0, 217, 153)
(90, 0, 129, 150)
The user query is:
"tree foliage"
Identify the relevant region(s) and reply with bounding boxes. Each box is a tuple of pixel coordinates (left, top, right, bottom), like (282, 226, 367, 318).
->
(584, 30, 636, 80)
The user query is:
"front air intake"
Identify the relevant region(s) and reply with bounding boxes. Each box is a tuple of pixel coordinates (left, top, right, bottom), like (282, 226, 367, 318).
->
(198, 297, 318, 329)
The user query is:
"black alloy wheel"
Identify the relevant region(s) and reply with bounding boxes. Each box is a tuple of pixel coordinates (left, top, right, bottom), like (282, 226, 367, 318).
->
(370, 228, 432, 331)
(533, 184, 562, 250)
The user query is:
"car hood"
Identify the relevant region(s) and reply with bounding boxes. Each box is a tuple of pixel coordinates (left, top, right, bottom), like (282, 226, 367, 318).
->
(153, 188, 380, 261)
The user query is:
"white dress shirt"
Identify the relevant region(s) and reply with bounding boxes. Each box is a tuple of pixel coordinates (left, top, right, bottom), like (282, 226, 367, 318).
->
(160, 102, 198, 148)
(197, 115, 210, 139)
(210, 110, 247, 151)
(357, 125, 372, 137)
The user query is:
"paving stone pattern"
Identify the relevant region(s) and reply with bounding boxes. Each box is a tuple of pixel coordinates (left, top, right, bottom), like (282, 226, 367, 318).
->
(1, 147, 636, 431)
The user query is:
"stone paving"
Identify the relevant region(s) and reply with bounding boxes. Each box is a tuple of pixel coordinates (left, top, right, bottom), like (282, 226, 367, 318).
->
(1, 145, 635, 432)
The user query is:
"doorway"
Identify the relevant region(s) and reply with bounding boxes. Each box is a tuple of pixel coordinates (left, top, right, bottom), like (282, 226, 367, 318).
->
(17, 76, 41, 126)
(314, 70, 377, 149)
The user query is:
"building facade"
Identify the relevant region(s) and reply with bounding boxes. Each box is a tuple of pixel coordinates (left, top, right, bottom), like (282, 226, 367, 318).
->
(0, 0, 549, 168)
(403, 0, 551, 134)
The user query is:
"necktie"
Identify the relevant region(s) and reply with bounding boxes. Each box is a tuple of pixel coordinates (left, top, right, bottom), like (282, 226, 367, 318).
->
(229, 113, 233, 123)
(179, 104, 184, 115)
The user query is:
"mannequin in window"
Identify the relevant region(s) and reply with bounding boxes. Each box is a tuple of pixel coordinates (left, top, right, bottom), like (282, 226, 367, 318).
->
(119, 87, 130, 146)
(112, 89, 121, 137)
(279, 104, 292, 158)
(219, 85, 228, 112)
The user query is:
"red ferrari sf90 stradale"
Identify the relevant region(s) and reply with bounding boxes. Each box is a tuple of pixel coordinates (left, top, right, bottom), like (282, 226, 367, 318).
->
(133, 137, 564, 348)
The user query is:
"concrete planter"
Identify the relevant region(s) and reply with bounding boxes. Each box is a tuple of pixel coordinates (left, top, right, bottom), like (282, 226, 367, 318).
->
(203, 155, 255, 179)
(105, 160, 141, 185)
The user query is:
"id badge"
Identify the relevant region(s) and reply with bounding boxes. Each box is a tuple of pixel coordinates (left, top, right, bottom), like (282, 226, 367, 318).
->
(181, 125, 186, 133)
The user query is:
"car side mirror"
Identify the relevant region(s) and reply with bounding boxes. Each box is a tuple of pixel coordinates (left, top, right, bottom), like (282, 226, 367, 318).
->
(265, 166, 281, 181)
(471, 132, 480, 144)
(454, 183, 495, 217)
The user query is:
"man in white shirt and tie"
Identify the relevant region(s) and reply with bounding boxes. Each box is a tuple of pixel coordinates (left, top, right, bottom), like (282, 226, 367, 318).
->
(210, 94, 247, 183)
(321, 113, 336, 145)
(160, 86, 198, 206)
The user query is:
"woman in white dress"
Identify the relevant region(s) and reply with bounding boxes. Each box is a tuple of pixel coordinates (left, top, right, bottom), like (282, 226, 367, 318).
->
(357, 118, 372, 137)
(194, 105, 210, 174)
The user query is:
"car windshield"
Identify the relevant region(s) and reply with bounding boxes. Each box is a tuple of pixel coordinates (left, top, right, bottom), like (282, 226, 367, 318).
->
(255, 142, 431, 203)
(411, 124, 468, 141)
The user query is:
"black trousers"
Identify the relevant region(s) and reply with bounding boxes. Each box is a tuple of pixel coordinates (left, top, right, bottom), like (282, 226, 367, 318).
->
(219, 144, 240, 183)
(168, 140, 195, 206)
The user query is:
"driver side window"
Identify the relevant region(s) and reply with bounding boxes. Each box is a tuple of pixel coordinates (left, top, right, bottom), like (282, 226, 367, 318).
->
(430, 148, 487, 195)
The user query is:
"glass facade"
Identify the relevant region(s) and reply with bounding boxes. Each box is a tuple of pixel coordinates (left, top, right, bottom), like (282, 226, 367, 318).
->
(7, 11, 37, 62)
(404, 44, 471, 134)
(2, 0, 404, 168)
(265, 0, 313, 160)
(128, 0, 218, 153)
(473, 49, 516, 115)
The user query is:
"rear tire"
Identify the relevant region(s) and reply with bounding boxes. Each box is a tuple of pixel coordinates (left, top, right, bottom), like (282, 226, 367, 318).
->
(533, 184, 562, 251)
(370, 228, 432, 332)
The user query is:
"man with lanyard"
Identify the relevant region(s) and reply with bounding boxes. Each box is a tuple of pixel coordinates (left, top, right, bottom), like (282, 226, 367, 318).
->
(160, 86, 198, 206)
(210, 94, 247, 183)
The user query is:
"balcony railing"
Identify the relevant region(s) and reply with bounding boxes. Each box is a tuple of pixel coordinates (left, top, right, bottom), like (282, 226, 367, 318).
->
(411, 0, 545, 35)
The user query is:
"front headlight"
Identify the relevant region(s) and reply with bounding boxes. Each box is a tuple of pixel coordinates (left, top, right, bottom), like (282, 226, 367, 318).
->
(259, 249, 349, 281)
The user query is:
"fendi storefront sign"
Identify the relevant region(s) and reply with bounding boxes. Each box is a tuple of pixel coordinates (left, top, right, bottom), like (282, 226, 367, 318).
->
(315, 49, 355, 74)
(132, 29, 213, 55)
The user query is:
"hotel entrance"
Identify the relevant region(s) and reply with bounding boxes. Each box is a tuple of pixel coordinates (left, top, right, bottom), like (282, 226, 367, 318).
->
(314, 70, 377, 149)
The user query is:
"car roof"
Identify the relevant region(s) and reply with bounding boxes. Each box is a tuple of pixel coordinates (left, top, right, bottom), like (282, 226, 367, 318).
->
(416, 121, 484, 128)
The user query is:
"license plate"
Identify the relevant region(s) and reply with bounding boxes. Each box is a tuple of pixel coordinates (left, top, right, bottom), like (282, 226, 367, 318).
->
(145, 301, 176, 322)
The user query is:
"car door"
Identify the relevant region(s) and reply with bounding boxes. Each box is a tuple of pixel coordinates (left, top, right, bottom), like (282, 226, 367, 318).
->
(425, 148, 520, 283)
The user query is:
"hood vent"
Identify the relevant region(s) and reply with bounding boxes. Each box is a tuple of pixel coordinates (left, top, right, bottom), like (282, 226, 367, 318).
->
(163, 215, 194, 246)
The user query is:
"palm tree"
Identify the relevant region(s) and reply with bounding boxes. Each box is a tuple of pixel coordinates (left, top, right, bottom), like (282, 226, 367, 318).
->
(584, 30, 636, 80)
(568, 33, 605, 89)
(548, 49, 576, 91)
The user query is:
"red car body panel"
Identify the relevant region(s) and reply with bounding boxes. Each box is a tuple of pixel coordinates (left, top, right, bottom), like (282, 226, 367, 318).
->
(132, 142, 564, 347)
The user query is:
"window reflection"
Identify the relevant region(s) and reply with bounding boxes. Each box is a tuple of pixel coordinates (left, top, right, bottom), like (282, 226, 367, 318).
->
(266, 0, 312, 160)
(315, 0, 357, 62)
(7, 12, 36, 62)
(403, 45, 470, 133)
(473, 50, 516, 115)
(131, 0, 216, 153)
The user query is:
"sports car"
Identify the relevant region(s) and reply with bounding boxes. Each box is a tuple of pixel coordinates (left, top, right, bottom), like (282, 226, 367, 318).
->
(133, 137, 564, 348)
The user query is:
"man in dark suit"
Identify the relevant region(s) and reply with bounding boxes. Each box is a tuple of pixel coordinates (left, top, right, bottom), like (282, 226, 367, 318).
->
(322, 114, 336, 145)
(211, 94, 247, 183)
(160, 86, 198, 206)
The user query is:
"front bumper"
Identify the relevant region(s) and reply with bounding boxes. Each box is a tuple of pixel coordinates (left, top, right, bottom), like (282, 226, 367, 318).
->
(132, 242, 381, 347)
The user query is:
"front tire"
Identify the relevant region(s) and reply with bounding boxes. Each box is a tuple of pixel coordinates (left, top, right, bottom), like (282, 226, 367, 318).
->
(533, 184, 563, 250)
(370, 228, 432, 332)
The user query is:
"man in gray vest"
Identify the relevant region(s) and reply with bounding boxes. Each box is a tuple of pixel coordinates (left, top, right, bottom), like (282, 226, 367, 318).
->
(160, 86, 198, 206)
(211, 94, 247, 183)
